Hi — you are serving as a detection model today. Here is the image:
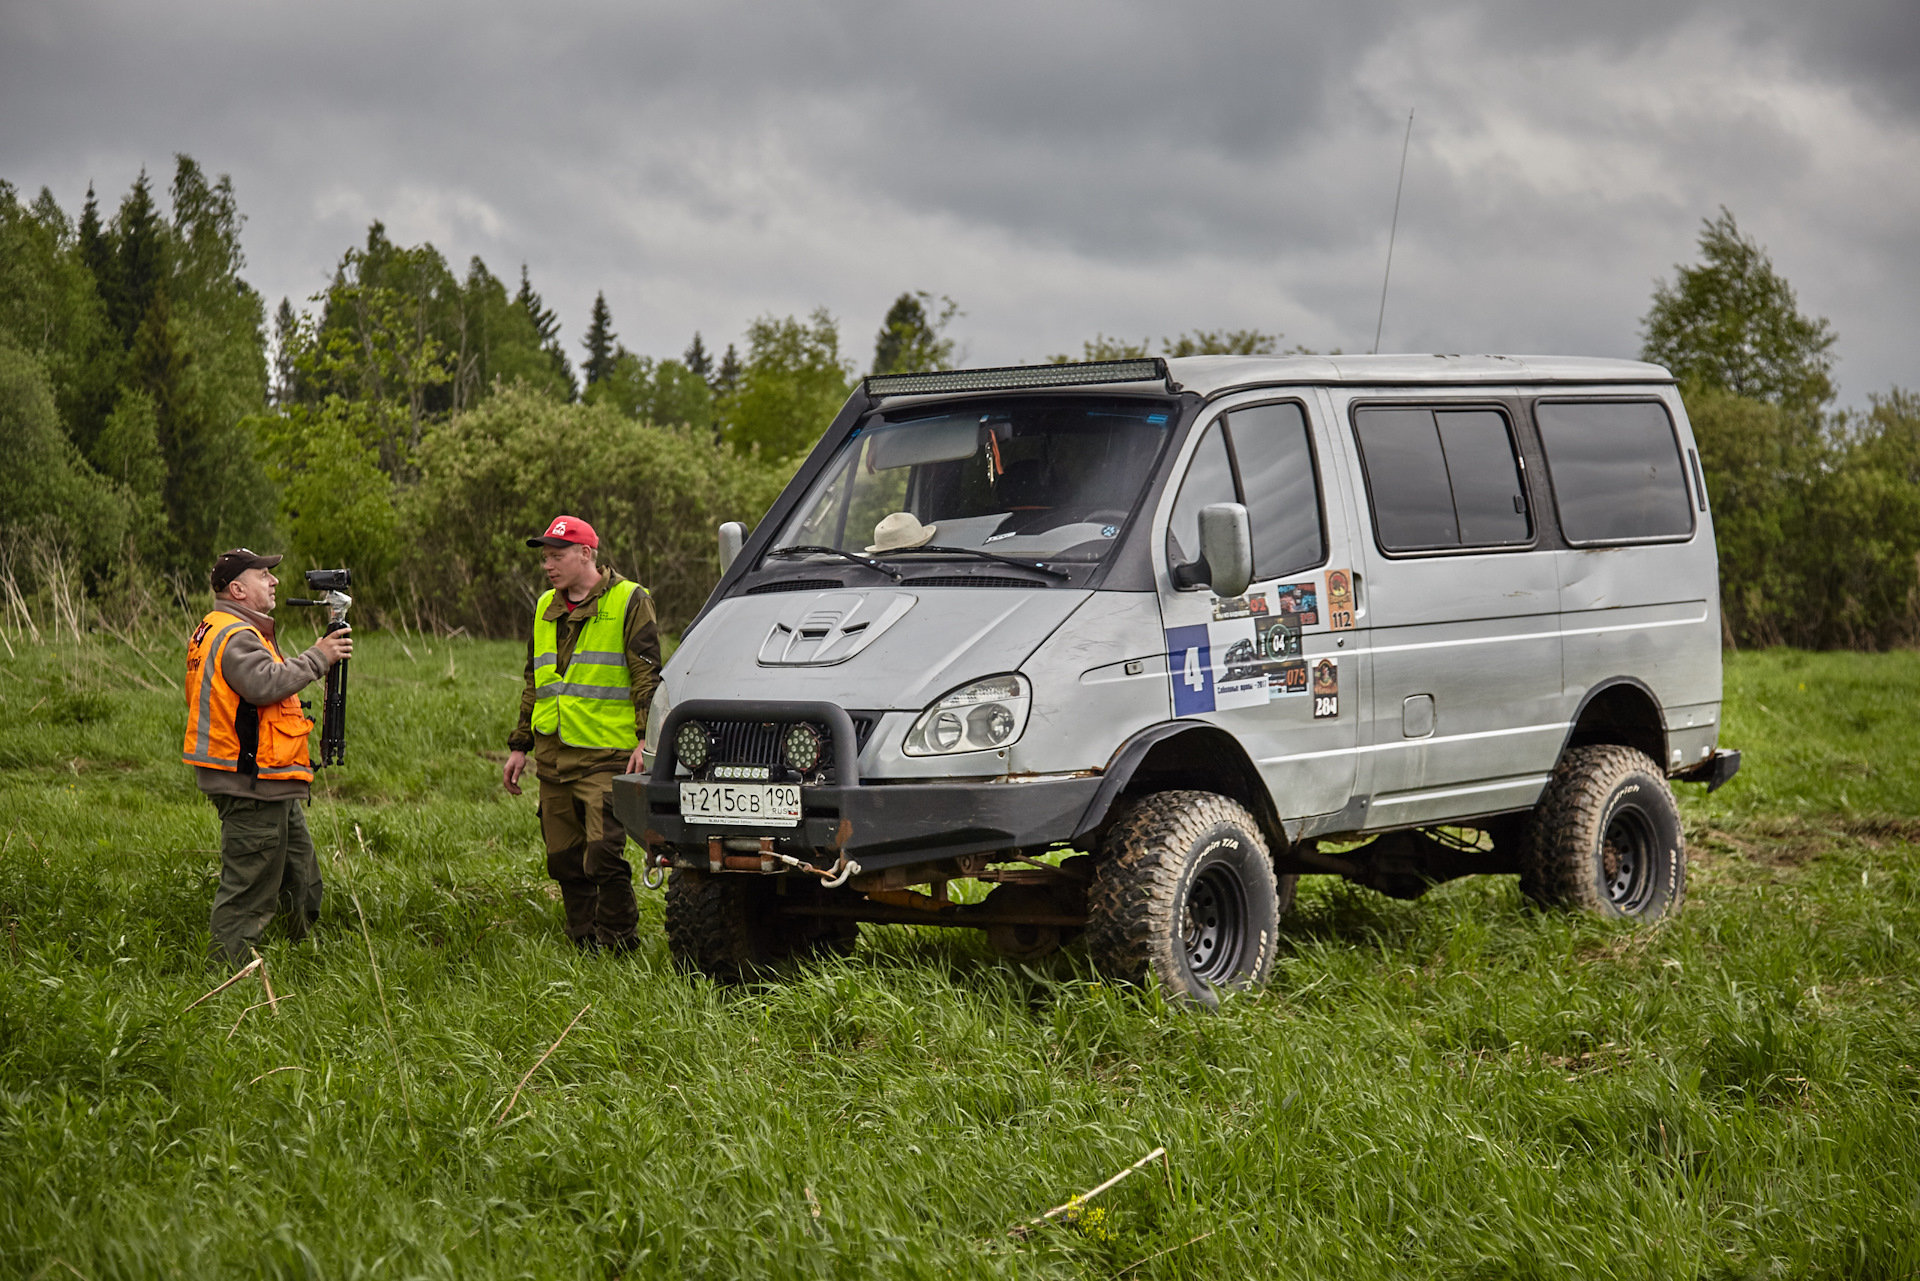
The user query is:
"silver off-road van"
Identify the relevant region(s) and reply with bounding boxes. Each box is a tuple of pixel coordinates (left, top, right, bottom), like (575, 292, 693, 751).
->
(612, 355, 1740, 999)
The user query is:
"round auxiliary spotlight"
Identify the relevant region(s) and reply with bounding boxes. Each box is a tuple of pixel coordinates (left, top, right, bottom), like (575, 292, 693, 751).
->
(675, 720, 711, 771)
(783, 723, 822, 773)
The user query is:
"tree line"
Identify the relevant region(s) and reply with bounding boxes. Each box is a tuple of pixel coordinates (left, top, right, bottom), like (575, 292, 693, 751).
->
(0, 159, 1915, 646)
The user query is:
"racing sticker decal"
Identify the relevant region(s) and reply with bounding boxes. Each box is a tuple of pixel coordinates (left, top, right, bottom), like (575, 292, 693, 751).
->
(1273, 581, 1319, 627)
(1253, 613, 1308, 699)
(1311, 657, 1340, 718)
(1212, 592, 1268, 621)
(1325, 570, 1356, 631)
(1167, 620, 1268, 714)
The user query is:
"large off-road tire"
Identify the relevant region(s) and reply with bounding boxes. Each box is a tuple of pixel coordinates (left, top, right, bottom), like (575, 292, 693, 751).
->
(1086, 791, 1282, 1007)
(1521, 745, 1686, 921)
(664, 870, 858, 981)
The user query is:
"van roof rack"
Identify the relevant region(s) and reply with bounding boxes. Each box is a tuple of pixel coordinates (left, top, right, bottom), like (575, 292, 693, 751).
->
(864, 357, 1174, 399)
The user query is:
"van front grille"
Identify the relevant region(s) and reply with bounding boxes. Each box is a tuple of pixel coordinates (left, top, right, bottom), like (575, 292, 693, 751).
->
(696, 713, 878, 775)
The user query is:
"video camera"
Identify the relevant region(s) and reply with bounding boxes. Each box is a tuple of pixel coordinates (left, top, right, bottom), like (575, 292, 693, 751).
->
(289, 568, 352, 767)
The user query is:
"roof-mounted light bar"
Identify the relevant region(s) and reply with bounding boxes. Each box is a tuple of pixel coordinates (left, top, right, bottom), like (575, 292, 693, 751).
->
(864, 357, 1174, 399)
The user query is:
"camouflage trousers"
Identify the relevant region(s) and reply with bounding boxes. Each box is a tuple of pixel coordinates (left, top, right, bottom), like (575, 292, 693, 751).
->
(538, 772, 639, 948)
(208, 795, 322, 968)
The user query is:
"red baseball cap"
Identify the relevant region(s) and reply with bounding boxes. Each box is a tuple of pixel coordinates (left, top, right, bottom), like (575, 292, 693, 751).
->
(527, 515, 598, 549)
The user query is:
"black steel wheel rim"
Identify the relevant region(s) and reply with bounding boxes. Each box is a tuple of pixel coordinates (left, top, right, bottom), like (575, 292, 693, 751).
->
(1181, 861, 1247, 985)
(1602, 805, 1656, 911)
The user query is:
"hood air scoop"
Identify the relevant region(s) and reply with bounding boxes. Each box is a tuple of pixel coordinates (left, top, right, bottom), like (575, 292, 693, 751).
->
(757, 591, 918, 666)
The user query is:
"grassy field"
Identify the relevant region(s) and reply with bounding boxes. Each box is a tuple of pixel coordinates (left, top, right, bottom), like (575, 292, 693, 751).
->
(2, 629, 1917, 1279)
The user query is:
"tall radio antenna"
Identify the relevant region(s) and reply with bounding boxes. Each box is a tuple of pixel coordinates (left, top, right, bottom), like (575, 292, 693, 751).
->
(1371, 108, 1415, 355)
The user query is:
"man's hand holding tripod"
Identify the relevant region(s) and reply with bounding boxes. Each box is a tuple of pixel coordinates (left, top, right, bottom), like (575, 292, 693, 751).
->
(316, 628, 354, 666)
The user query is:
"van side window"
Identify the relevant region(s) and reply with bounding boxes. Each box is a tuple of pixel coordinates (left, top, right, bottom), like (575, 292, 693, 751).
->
(1227, 402, 1325, 578)
(1534, 400, 1694, 543)
(1353, 406, 1531, 552)
(1166, 421, 1235, 568)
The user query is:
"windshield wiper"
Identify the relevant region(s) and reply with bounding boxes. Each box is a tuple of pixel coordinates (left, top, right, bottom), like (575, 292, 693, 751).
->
(766, 545, 903, 580)
(871, 545, 1072, 580)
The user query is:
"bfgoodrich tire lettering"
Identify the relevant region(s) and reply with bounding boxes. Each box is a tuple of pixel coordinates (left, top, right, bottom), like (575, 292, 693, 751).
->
(1522, 745, 1686, 921)
(1087, 791, 1283, 1007)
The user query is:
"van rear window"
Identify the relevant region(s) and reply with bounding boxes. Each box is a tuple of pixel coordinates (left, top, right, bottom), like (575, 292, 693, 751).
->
(1533, 400, 1693, 544)
(1352, 406, 1532, 553)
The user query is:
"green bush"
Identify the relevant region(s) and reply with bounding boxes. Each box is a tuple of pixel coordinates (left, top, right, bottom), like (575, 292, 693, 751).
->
(398, 384, 791, 636)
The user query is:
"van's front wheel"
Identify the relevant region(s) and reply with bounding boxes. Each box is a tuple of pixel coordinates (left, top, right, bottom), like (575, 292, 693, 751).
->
(1522, 745, 1686, 921)
(1087, 791, 1284, 1006)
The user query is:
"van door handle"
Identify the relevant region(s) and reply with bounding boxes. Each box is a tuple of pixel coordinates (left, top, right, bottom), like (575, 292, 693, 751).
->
(1352, 571, 1365, 619)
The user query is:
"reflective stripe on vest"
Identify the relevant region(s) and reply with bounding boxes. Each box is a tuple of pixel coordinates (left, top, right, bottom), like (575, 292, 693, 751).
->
(182, 609, 316, 782)
(530, 578, 640, 749)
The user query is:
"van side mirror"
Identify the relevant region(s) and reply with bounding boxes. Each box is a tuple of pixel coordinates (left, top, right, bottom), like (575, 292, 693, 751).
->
(1179, 502, 1252, 597)
(718, 521, 745, 573)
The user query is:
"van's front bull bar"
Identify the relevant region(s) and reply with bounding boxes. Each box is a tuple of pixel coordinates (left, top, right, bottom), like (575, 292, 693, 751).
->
(610, 699, 1103, 875)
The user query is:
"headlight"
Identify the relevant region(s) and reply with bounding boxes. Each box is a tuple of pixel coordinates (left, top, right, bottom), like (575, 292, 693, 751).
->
(675, 720, 711, 771)
(903, 674, 1031, 756)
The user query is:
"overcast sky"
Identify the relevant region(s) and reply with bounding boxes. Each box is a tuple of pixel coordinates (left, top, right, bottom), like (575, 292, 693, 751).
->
(4, 0, 1916, 404)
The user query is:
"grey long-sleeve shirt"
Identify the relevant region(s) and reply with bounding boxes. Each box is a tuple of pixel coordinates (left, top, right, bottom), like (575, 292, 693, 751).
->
(193, 602, 332, 801)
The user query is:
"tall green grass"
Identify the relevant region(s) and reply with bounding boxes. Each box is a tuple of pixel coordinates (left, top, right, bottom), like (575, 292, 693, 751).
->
(2, 633, 1917, 1278)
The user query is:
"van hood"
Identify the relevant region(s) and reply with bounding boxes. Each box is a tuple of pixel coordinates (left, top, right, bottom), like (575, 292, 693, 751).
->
(667, 587, 1091, 711)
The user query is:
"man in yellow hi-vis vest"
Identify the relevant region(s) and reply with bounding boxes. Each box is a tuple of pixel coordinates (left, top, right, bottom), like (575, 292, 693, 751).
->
(185, 548, 353, 967)
(504, 515, 661, 952)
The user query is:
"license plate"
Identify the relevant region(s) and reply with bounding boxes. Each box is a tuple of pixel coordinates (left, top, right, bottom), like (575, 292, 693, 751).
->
(679, 782, 803, 827)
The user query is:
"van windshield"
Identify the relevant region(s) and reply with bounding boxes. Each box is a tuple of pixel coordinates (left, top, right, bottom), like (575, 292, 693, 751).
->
(772, 395, 1176, 564)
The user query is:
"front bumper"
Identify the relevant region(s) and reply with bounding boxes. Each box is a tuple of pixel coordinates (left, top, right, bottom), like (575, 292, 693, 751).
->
(611, 773, 1103, 873)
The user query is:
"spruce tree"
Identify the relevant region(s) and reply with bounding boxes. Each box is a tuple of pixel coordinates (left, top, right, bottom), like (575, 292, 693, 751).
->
(272, 297, 298, 405)
(516, 265, 577, 398)
(582, 291, 616, 388)
(78, 184, 112, 292)
(684, 331, 712, 384)
(716, 342, 742, 396)
(108, 171, 165, 351)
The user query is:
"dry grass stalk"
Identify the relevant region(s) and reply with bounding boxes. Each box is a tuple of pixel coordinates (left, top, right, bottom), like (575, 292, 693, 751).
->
(1113, 1229, 1216, 1277)
(246, 1066, 307, 1086)
(184, 956, 264, 1011)
(226, 994, 294, 1041)
(497, 1002, 593, 1124)
(1010, 1145, 1168, 1239)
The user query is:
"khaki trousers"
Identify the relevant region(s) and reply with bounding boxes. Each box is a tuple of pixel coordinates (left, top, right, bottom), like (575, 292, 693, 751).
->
(208, 795, 322, 967)
(537, 772, 638, 946)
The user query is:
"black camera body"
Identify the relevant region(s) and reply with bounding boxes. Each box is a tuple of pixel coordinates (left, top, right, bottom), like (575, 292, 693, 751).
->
(304, 568, 352, 592)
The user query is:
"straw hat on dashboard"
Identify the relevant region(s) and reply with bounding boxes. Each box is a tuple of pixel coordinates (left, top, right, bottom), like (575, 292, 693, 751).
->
(866, 511, 937, 553)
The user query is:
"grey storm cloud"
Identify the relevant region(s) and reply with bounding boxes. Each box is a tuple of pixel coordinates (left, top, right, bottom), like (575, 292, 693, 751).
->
(2, 0, 1916, 402)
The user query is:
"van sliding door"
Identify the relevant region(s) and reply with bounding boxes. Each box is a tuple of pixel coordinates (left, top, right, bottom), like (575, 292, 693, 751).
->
(1334, 392, 1565, 829)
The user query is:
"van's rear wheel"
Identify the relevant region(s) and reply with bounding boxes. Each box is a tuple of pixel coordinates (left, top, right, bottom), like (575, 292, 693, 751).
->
(1522, 745, 1686, 921)
(1086, 791, 1284, 1007)
(664, 869, 857, 980)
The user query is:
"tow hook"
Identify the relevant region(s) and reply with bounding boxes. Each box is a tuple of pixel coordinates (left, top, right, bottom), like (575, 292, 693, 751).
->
(777, 850, 862, 888)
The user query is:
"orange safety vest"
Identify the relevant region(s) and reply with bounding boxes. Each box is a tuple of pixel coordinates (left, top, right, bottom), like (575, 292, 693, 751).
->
(182, 609, 315, 783)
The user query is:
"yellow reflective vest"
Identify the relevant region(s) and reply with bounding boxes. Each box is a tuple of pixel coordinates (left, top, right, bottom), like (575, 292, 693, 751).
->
(531, 579, 641, 749)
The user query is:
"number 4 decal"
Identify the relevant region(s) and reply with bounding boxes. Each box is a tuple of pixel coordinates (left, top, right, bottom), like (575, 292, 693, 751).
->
(1166, 624, 1214, 715)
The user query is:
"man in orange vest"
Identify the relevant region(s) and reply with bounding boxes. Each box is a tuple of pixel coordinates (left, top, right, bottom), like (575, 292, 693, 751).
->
(184, 549, 353, 967)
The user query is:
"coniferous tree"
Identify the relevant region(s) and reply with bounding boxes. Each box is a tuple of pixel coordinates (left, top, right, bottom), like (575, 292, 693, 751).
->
(582, 291, 616, 388)
(515, 265, 577, 399)
(272, 296, 298, 405)
(108, 171, 165, 350)
(77, 184, 111, 289)
(684, 331, 712, 384)
(716, 343, 742, 397)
